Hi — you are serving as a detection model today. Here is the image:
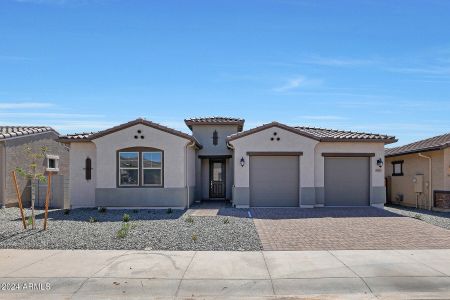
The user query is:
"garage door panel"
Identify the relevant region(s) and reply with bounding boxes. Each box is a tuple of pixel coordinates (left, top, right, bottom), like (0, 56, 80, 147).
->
(324, 157, 370, 206)
(250, 156, 299, 207)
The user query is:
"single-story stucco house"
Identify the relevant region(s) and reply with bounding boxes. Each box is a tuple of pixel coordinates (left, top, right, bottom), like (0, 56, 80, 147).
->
(385, 133, 450, 211)
(0, 126, 69, 208)
(58, 117, 396, 209)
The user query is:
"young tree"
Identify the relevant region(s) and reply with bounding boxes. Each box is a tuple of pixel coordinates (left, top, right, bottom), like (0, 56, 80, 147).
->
(15, 146, 48, 229)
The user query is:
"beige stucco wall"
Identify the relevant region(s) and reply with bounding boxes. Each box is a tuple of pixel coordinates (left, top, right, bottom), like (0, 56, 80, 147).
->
(315, 142, 386, 187)
(230, 125, 387, 207)
(69, 142, 96, 208)
(192, 125, 238, 156)
(230, 126, 318, 189)
(93, 124, 190, 189)
(386, 150, 448, 208)
(3, 132, 69, 207)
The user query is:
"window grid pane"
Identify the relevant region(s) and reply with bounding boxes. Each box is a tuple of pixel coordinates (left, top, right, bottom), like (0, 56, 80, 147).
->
(142, 151, 162, 186)
(119, 152, 139, 186)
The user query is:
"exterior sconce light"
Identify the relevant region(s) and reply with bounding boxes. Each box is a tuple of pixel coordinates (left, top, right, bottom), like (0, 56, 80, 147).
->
(376, 158, 384, 168)
(240, 157, 245, 167)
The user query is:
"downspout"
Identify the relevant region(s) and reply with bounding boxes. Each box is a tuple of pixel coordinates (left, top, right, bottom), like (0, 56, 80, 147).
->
(185, 141, 196, 209)
(418, 153, 432, 210)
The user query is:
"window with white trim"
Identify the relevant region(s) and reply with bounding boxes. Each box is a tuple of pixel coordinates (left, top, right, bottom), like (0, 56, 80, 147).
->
(46, 154, 60, 172)
(119, 152, 139, 186)
(142, 152, 162, 186)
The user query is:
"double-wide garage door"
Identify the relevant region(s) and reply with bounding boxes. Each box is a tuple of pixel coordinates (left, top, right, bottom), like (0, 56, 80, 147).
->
(249, 156, 299, 207)
(324, 157, 370, 206)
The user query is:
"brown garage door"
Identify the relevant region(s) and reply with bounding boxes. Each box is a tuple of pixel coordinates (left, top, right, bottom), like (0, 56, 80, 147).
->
(250, 156, 299, 207)
(324, 157, 370, 206)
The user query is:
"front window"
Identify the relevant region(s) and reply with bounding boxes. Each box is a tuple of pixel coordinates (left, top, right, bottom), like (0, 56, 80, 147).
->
(392, 160, 404, 176)
(143, 152, 162, 185)
(118, 148, 163, 187)
(119, 152, 139, 186)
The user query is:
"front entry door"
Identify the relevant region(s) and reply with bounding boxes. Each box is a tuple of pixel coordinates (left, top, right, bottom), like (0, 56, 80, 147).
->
(209, 160, 226, 199)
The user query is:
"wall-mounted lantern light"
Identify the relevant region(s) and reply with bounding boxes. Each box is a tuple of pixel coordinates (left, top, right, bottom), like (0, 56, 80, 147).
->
(240, 157, 245, 167)
(376, 158, 384, 168)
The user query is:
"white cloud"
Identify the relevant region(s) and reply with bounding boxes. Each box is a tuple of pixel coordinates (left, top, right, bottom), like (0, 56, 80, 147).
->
(298, 55, 378, 67)
(0, 112, 103, 118)
(0, 102, 54, 109)
(273, 76, 322, 92)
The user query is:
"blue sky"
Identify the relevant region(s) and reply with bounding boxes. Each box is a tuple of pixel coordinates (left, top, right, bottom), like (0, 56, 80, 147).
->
(1, 0, 450, 146)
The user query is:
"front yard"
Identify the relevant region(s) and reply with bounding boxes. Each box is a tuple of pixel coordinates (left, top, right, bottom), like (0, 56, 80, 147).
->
(1, 206, 450, 251)
(0, 208, 262, 251)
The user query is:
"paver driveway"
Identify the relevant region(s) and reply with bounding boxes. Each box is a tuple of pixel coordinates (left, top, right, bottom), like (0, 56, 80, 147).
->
(251, 207, 450, 250)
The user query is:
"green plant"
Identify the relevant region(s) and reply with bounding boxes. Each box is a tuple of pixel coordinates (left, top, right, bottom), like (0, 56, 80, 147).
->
(63, 209, 70, 215)
(117, 223, 131, 238)
(185, 215, 194, 224)
(123, 213, 130, 222)
(413, 214, 423, 220)
(15, 146, 48, 229)
(89, 217, 97, 223)
(98, 207, 107, 213)
(27, 216, 33, 226)
(166, 208, 172, 214)
(191, 233, 198, 242)
(223, 218, 230, 224)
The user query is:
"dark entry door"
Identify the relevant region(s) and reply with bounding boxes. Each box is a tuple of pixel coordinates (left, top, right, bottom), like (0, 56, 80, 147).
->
(209, 160, 226, 198)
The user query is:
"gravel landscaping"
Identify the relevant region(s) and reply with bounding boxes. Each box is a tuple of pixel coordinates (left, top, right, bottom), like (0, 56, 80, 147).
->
(0, 207, 262, 251)
(385, 205, 450, 230)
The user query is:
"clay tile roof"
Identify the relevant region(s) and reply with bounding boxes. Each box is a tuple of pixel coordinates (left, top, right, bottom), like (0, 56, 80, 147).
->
(0, 126, 57, 140)
(227, 121, 397, 144)
(294, 126, 397, 143)
(386, 132, 450, 157)
(58, 118, 202, 148)
(184, 117, 245, 131)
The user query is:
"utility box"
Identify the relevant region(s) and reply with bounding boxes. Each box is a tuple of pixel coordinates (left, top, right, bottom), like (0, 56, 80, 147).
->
(413, 175, 424, 193)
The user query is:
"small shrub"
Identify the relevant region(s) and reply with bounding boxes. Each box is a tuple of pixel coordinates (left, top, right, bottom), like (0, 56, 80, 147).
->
(123, 213, 130, 222)
(63, 209, 70, 215)
(191, 233, 198, 242)
(98, 207, 107, 213)
(185, 215, 194, 223)
(166, 208, 172, 214)
(89, 217, 97, 223)
(223, 218, 230, 224)
(133, 209, 138, 214)
(117, 223, 131, 238)
(413, 214, 422, 220)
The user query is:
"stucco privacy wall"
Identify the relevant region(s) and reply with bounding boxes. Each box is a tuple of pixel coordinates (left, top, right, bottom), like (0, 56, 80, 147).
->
(315, 142, 386, 206)
(386, 150, 446, 208)
(93, 124, 194, 207)
(230, 126, 318, 207)
(69, 142, 96, 208)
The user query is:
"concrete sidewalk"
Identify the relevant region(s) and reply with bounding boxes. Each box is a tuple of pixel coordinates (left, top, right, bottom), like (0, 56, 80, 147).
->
(1, 249, 450, 299)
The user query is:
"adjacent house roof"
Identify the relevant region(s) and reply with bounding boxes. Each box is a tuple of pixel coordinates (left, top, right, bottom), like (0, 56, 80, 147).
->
(0, 126, 57, 141)
(386, 132, 450, 157)
(58, 118, 202, 148)
(227, 121, 397, 144)
(184, 117, 245, 131)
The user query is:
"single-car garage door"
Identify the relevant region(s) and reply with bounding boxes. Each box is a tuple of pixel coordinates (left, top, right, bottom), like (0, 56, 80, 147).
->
(324, 157, 370, 206)
(250, 156, 299, 207)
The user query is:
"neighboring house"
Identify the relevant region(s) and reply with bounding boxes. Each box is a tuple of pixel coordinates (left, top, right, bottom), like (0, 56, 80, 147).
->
(59, 117, 396, 209)
(385, 133, 450, 211)
(0, 126, 69, 208)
